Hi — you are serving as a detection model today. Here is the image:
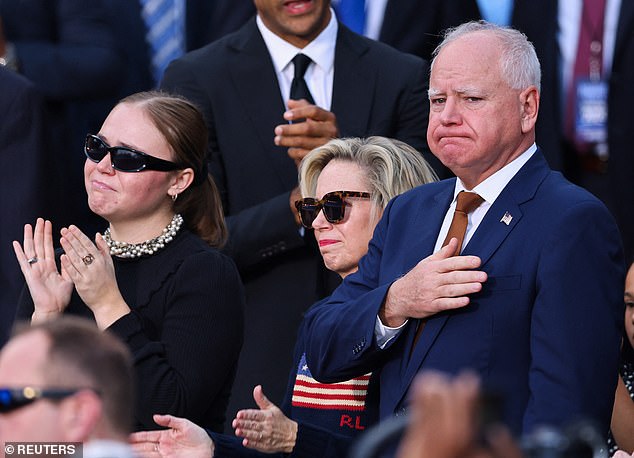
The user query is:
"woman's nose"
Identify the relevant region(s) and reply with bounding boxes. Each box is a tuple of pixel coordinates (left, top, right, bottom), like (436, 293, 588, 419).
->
(312, 207, 332, 231)
(95, 152, 115, 174)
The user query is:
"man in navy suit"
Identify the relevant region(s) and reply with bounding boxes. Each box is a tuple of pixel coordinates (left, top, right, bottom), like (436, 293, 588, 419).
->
(161, 0, 429, 427)
(304, 21, 625, 436)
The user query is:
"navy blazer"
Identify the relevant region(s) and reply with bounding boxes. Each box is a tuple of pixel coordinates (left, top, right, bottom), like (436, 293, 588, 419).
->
(161, 18, 430, 425)
(304, 150, 625, 435)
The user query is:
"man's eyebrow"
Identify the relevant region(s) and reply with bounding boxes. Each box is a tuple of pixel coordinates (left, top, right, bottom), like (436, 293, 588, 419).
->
(427, 88, 441, 97)
(428, 86, 484, 98)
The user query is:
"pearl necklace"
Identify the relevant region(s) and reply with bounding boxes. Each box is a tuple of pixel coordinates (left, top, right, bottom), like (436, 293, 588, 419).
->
(104, 214, 184, 259)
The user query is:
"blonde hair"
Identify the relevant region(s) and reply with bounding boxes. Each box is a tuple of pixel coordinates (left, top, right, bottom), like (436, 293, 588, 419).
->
(299, 136, 438, 222)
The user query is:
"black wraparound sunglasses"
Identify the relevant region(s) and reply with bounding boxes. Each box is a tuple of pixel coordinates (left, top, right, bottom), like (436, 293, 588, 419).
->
(0, 387, 85, 414)
(84, 134, 184, 172)
(294, 191, 372, 228)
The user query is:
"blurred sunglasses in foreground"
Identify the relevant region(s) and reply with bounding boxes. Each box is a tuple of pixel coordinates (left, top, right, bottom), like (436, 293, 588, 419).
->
(84, 134, 184, 172)
(0, 387, 84, 414)
(295, 191, 371, 228)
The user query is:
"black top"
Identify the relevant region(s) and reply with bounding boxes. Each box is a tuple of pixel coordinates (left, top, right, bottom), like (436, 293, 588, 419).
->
(16, 229, 245, 432)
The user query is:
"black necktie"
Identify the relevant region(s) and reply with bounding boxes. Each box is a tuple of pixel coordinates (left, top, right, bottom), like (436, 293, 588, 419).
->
(290, 53, 315, 104)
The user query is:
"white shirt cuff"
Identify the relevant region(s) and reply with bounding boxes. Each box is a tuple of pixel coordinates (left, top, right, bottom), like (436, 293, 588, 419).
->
(374, 315, 408, 349)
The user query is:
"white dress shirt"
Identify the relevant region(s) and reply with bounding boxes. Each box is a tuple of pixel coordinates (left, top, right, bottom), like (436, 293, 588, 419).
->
(256, 10, 338, 110)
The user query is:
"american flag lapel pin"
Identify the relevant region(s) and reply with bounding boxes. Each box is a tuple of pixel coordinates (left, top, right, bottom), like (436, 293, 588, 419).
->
(500, 212, 513, 226)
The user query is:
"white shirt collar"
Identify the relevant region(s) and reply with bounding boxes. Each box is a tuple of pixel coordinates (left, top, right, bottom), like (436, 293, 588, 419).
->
(454, 143, 537, 205)
(256, 9, 338, 77)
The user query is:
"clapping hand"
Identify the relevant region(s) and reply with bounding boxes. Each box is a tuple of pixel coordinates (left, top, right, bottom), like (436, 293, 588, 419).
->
(129, 414, 213, 458)
(13, 218, 73, 322)
(233, 385, 298, 453)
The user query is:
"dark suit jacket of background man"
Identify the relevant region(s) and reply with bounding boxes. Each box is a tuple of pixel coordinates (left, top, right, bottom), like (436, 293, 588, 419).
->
(0, 69, 46, 347)
(109, 0, 256, 96)
(0, 0, 123, 236)
(161, 17, 429, 426)
(512, 0, 634, 261)
(305, 150, 624, 435)
(377, 0, 481, 61)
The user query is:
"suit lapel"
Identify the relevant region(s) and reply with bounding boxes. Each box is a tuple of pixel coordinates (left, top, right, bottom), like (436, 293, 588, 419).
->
(400, 183, 454, 269)
(463, 151, 550, 265)
(226, 21, 296, 187)
(331, 26, 374, 136)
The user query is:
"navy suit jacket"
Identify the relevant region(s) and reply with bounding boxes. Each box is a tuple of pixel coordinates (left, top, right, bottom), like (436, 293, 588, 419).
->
(304, 150, 625, 434)
(161, 18, 429, 425)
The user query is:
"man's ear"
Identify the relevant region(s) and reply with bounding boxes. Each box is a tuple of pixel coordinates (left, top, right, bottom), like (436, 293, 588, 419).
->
(59, 390, 103, 443)
(519, 86, 539, 134)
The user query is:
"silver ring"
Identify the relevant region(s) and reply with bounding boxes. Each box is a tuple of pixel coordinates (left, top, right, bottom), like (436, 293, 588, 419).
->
(82, 254, 95, 266)
(27, 256, 38, 265)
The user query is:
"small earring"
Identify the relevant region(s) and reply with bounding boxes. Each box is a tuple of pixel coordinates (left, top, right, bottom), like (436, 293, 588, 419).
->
(171, 193, 178, 202)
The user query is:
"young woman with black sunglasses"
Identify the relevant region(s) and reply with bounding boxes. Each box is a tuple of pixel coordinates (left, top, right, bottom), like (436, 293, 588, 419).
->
(13, 91, 245, 433)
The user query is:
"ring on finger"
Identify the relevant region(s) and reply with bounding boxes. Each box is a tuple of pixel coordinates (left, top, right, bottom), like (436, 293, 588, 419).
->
(27, 256, 38, 265)
(82, 254, 95, 266)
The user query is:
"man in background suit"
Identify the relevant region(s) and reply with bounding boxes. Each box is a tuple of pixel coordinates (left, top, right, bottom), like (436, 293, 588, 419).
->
(161, 0, 429, 428)
(512, 0, 634, 261)
(109, 0, 256, 92)
(305, 21, 624, 436)
(334, 0, 481, 61)
(0, 68, 46, 347)
(0, 0, 123, 237)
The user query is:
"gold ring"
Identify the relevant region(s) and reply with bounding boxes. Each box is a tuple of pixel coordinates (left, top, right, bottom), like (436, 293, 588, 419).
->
(82, 254, 95, 266)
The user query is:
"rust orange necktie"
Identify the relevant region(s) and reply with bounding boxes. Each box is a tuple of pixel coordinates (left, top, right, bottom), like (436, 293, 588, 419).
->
(411, 191, 484, 355)
(442, 191, 484, 256)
